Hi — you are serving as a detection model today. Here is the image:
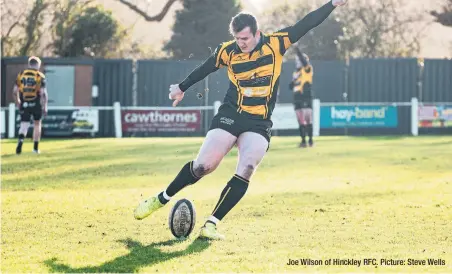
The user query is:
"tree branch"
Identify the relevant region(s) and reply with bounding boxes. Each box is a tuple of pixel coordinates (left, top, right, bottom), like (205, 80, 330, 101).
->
(19, 0, 49, 56)
(118, 0, 178, 22)
(5, 22, 19, 38)
(430, 0, 452, 27)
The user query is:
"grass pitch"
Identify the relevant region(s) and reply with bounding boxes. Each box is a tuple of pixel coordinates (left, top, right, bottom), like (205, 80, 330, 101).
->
(1, 136, 451, 273)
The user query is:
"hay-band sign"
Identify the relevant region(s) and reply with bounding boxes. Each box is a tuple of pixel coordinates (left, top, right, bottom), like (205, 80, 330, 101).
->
(121, 110, 202, 133)
(320, 106, 398, 128)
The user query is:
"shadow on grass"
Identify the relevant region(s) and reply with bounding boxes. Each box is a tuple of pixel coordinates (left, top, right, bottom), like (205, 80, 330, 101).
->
(352, 136, 411, 140)
(1, 142, 201, 171)
(44, 238, 211, 273)
(1, 154, 19, 159)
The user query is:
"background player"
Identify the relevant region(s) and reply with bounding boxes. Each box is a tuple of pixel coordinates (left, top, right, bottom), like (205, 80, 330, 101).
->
(13, 56, 48, 154)
(289, 48, 314, 147)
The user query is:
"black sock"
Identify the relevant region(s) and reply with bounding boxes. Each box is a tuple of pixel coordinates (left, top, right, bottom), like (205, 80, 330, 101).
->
(307, 124, 313, 141)
(18, 134, 25, 145)
(298, 126, 303, 139)
(158, 161, 200, 204)
(212, 175, 249, 221)
(157, 192, 169, 204)
(34, 141, 39, 150)
(299, 125, 306, 143)
(16, 134, 24, 153)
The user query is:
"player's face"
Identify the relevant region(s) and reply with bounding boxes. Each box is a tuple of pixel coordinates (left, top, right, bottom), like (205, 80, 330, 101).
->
(234, 27, 260, 53)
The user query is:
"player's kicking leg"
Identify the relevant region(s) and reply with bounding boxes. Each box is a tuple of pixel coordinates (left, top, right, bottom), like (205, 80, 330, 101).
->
(134, 128, 236, 220)
(199, 132, 268, 240)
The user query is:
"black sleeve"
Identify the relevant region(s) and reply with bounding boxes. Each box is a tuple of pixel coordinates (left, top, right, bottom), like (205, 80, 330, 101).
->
(300, 57, 308, 67)
(283, 1, 336, 44)
(294, 47, 308, 67)
(179, 55, 219, 92)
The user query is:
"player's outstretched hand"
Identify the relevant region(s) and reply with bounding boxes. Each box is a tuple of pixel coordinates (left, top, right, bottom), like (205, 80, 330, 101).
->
(332, 0, 347, 6)
(169, 84, 185, 107)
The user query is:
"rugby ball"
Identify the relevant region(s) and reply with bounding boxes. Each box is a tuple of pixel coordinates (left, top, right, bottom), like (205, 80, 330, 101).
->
(168, 199, 196, 239)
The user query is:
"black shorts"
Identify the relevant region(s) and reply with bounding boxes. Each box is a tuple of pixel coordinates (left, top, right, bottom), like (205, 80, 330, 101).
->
(209, 104, 272, 144)
(294, 100, 312, 110)
(19, 103, 42, 122)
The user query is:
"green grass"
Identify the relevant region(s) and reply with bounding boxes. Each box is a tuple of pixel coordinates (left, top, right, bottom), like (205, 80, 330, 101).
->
(1, 136, 451, 273)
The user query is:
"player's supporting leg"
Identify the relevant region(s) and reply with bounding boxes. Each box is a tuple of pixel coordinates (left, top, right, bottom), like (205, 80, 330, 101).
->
(305, 108, 314, 146)
(134, 128, 237, 220)
(33, 119, 42, 153)
(16, 122, 30, 155)
(200, 132, 268, 240)
(296, 109, 307, 147)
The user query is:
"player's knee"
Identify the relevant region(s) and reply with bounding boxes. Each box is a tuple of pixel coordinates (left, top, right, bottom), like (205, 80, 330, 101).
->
(238, 162, 256, 180)
(19, 122, 29, 135)
(244, 164, 255, 178)
(192, 162, 217, 178)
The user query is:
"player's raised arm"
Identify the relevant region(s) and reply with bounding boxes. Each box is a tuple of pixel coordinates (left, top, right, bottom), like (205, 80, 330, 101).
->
(178, 54, 219, 92)
(284, 0, 347, 44)
(168, 55, 217, 107)
(294, 47, 309, 67)
(169, 43, 229, 106)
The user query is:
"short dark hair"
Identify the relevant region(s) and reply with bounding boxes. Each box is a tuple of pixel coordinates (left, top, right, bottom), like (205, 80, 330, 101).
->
(229, 12, 258, 36)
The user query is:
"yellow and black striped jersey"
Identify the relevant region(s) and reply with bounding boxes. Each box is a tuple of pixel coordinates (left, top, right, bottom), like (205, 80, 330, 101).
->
(179, 1, 336, 120)
(210, 33, 292, 119)
(292, 65, 313, 94)
(16, 69, 46, 102)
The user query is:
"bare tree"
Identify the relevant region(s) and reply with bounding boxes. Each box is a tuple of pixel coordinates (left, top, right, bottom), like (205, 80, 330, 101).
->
(1, 0, 28, 56)
(1, 0, 51, 56)
(116, 0, 178, 22)
(336, 0, 427, 58)
(260, 2, 344, 60)
(18, 0, 50, 56)
(260, 0, 427, 59)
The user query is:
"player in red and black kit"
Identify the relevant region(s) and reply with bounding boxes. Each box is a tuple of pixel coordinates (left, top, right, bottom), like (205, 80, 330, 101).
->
(289, 48, 314, 147)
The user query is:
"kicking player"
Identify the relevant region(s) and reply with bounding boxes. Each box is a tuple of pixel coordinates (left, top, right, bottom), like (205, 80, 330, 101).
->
(134, 0, 348, 240)
(14, 56, 48, 154)
(289, 48, 314, 147)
